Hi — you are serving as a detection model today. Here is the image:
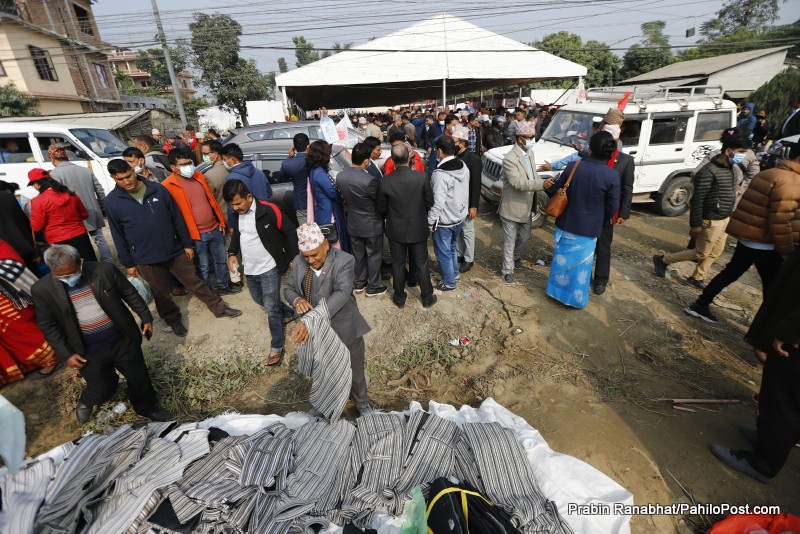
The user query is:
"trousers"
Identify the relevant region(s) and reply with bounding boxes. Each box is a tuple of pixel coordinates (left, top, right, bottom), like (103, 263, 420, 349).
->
(348, 336, 368, 407)
(499, 215, 531, 275)
(664, 218, 728, 281)
(90, 229, 113, 263)
(194, 228, 229, 290)
(79, 335, 157, 415)
(697, 243, 783, 307)
(593, 224, 614, 284)
(350, 235, 383, 289)
(57, 232, 97, 262)
(389, 239, 433, 300)
(246, 267, 294, 352)
(137, 253, 226, 326)
(455, 216, 475, 263)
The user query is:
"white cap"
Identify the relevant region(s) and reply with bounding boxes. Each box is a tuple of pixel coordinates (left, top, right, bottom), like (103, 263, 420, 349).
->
(151, 128, 161, 136)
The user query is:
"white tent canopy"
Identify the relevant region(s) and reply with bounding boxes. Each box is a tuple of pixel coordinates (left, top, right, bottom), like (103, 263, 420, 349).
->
(275, 13, 587, 109)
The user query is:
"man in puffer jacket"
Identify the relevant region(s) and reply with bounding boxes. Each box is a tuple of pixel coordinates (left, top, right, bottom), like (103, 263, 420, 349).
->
(428, 136, 470, 292)
(686, 143, 800, 323)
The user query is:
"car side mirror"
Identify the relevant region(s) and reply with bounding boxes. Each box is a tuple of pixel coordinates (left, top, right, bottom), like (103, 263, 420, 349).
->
(74, 149, 90, 160)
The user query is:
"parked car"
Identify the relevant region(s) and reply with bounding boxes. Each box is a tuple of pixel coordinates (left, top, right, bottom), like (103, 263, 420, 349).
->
(481, 85, 737, 216)
(759, 134, 800, 170)
(0, 122, 130, 197)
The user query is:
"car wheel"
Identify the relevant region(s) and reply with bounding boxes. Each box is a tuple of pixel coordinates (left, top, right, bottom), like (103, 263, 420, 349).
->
(531, 191, 549, 228)
(654, 175, 692, 217)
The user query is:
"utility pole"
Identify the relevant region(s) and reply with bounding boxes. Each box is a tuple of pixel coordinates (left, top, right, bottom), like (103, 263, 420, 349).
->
(151, 0, 186, 125)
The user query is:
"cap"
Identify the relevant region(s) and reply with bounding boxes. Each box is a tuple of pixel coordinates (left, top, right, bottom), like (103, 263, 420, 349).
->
(452, 125, 470, 141)
(47, 144, 67, 160)
(151, 128, 161, 136)
(496, 116, 507, 123)
(592, 116, 603, 124)
(516, 121, 536, 136)
(603, 107, 625, 126)
(28, 168, 50, 185)
(480, 114, 491, 122)
(297, 223, 326, 251)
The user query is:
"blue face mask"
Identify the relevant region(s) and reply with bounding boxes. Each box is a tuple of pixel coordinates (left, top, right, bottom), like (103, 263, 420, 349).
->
(730, 152, 746, 165)
(58, 273, 82, 288)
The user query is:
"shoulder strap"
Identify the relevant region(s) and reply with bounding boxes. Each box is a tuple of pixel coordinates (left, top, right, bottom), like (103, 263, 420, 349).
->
(563, 160, 580, 190)
(258, 200, 283, 230)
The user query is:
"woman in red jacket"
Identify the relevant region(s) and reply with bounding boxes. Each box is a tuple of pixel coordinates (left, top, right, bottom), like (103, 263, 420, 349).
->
(28, 168, 97, 261)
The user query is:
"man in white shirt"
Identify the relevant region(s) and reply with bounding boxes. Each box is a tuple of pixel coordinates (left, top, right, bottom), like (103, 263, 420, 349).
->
(224, 179, 298, 366)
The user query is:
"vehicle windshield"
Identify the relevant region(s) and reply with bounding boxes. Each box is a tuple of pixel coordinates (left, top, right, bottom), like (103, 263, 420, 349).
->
(70, 128, 129, 158)
(541, 111, 597, 147)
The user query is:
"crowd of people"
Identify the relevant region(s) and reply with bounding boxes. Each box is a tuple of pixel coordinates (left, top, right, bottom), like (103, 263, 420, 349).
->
(0, 95, 799, 486)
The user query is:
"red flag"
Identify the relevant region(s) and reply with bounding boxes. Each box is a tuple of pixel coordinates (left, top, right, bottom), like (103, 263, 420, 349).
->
(617, 92, 631, 112)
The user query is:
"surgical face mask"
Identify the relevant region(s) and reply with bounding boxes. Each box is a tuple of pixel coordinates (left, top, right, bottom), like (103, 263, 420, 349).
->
(730, 152, 746, 165)
(56, 262, 82, 287)
(179, 164, 195, 178)
(524, 138, 535, 150)
(439, 120, 445, 127)
(223, 159, 233, 170)
(202, 154, 212, 164)
(134, 165, 142, 174)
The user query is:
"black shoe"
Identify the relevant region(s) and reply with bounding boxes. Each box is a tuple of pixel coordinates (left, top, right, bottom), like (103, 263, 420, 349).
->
(502, 273, 516, 285)
(593, 283, 607, 295)
(172, 322, 188, 337)
(216, 285, 242, 296)
(433, 282, 455, 292)
(391, 294, 406, 309)
(422, 295, 437, 309)
(231, 280, 243, 288)
(144, 408, 174, 422)
(354, 283, 367, 293)
(366, 286, 387, 297)
(76, 402, 93, 424)
(684, 302, 718, 323)
(709, 445, 775, 484)
(219, 307, 242, 318)
(514, 259, 522, 269)
(652, 255, 667, 278)
(170, 287, 188, 297)
(457, 256, 465, 264)
(685, 277, 707, 290)
(459, 261, 474, 273)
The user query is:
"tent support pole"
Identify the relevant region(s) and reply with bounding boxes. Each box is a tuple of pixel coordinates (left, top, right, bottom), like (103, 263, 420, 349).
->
(280, 86, 288, 119)
(442, 79, 446, 110)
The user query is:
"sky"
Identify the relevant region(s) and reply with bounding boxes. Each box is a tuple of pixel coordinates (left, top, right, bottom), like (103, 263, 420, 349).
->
(91, 0, 798, 76)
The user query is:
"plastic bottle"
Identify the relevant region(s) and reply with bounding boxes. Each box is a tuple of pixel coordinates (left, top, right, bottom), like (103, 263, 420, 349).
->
(96, 403, 127, 424)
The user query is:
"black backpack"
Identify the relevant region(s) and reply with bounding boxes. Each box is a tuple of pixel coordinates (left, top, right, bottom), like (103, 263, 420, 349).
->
(426, 478, 521, 534)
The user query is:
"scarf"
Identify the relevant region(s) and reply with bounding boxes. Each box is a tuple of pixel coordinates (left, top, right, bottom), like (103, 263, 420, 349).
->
(0, 259, 37, 309)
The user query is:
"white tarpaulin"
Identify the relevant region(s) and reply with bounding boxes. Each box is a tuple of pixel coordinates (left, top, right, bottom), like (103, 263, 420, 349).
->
(275, 13, 587, 109)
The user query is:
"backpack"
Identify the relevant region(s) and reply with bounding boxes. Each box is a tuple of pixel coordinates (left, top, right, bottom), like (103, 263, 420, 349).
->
(426, 478, 521, 534)
(257, 199, 283, 229)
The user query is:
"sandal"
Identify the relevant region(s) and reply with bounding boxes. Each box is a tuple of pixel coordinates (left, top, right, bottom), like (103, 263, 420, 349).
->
(265, 349, 284, 367)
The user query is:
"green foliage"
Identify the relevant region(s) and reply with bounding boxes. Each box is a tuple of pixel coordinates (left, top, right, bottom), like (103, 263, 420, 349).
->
(320, 41, 353, 59)
(113, 68, 161, 97)
(677, 21, 800, 61)
(292, 36, 319, 68)
(173, 95, 212, 125)
(620, 21, 673, 79)
(750, 69, 800, 138)
(532, 32, 620, 89)
(277, 57, 289, 73)
(0, 83, 39, 117)
(700, 0, 783, 40)
(188, 13, 275, 125)
(135, 47, 188, 91)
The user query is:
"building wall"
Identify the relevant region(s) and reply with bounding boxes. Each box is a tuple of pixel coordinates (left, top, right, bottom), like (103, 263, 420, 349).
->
(38, 98, 84, 115)
(708, 50, 789, 94)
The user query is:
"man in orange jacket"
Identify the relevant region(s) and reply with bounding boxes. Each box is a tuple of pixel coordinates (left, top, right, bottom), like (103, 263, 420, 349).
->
(162, 148, 241, 296)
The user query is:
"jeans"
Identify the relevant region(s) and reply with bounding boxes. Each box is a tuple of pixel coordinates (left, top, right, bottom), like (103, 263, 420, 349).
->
(432, 225, 461, 288)
(90, 229, 113, 263)
(500, 215, 531, 275)
(246, 268, 295, 352)
(194, 228, 229, 289)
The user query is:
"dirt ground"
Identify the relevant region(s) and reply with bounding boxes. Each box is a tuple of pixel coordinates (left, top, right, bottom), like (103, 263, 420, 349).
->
(4, 200, 798, 533)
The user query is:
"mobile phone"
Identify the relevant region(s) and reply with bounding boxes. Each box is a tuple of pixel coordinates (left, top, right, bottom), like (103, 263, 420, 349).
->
(141, 323, 152, 341)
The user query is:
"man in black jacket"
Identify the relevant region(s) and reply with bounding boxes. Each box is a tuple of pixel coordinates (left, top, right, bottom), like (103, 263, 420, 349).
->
(452, 126, 482, 274)
(336, 143, 387, 297)
(710, 246, 800, 483)
(377, 144, 436, 309)
(31, 244, 170, 424)
(225, 179, 299, 366)
(593, 124, 635, 295)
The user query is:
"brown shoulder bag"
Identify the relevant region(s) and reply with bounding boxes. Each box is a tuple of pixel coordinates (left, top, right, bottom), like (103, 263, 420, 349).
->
(545, 161, 580, 218)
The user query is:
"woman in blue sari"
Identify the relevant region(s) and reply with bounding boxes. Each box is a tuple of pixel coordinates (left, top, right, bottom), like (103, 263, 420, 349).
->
(547, 131, 620, 309)
(307, 140, 350, 252)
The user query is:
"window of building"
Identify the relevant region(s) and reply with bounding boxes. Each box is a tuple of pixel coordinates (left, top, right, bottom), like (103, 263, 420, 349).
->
(181, 79, 188, 88)
(141, 80, 149, 88)
(93, 63, 109, 88)
(0, 59, 6, 76)
(73, 3, 94, 35)
(28, 46, 58, 81)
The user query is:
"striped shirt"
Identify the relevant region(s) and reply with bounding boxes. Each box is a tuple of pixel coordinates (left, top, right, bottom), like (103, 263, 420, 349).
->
(67, 278, 122, 348)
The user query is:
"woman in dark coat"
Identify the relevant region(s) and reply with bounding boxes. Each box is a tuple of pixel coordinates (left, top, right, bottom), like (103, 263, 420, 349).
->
(307, 140, 349, 253)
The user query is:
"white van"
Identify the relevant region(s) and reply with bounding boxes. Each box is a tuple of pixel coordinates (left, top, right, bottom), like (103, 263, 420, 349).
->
(481, 85, 737, 217)
(0, 122, 130, 198)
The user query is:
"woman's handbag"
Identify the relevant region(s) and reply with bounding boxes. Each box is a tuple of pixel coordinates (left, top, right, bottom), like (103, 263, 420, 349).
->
(318, 222, 338, 244)
(545, 161, 580, 218)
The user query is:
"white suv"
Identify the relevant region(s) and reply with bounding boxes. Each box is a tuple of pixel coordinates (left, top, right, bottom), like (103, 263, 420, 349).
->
(481, 85, 737, 217)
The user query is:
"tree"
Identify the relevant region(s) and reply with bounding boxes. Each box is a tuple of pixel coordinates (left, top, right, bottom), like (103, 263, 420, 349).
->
(174, 96, 212, 125)
(292, 36, 319, 67)
(700, 0, 783, 40)
(620, 21, 673, 80)
(0, 83, 39, 117)
(320, 41, 353, 59)
(532, 32, 620, 88)
(277, 57, 289, 73)
(135, 47, 189, 92)
(677, 20, 799, 61)
(113, 68, 160, 97)
(189, 13, 275, 125)
(750, 69, 800, 138)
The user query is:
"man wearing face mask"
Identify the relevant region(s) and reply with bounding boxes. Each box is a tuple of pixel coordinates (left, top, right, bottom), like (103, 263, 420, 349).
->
(31, 244, 170, 424)
(498, 121, 554, 285)
(105, 159, 241, 338)
(222, 143, 272, 228)
(201, 140, 230, 216)
(162, 149, 239, 296)
(122, 147, 165, 183)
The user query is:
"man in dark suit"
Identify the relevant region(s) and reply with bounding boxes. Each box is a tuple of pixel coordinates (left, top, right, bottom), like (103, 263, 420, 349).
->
(278, 133, 311, 225)
(336, 143, 386, 297)
(285, 223, 375, 415)
(593, 121, 636, 295)
(780, 96, 800, 139)
(31, 244, 170, 424)
(378, 144, 437, 309)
